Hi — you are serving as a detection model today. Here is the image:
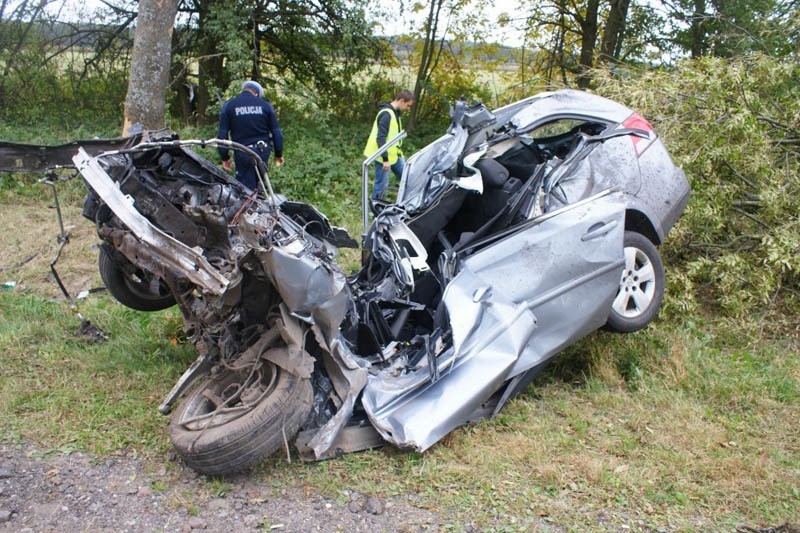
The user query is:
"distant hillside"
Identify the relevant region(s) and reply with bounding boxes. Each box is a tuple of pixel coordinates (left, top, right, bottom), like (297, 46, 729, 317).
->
(382, 35, 521, 65)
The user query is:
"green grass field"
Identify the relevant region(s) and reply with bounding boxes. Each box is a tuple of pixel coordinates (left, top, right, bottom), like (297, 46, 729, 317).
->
(0, 186, 797, 530)
(1, 288, 798, 529)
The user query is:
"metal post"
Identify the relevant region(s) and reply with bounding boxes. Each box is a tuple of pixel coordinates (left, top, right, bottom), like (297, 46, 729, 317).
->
(361, 131, 407, 236)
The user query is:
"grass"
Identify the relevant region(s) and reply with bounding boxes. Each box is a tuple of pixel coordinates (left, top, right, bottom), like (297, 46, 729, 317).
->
(0, 119, 123, 146)
(261, 318, 799, 530)
(1, 282, 797, 529)
(0, 291, 194, 453)
(1, 126, 798, 530)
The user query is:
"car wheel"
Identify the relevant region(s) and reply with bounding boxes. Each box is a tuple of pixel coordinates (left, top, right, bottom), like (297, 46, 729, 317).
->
(605, 231, 664, 333)
(98, 246, 176, 312)
(169, 353, 313, 476)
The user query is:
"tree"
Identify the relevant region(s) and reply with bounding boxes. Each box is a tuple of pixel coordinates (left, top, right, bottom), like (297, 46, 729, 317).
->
(576, 0, 599, 88)
(408, 0, 447, 130)
(518, 0, 665, 87)
(403, 0, 494, 129)
(0, 0, 56, 108)
(167, 0, 380, 123)
(663, 0, 800, 58)
(249, 0, 379, 109)
(599, 0, 631, 63)
(520, 0, 602, 87)
(122, 0, 180, 134)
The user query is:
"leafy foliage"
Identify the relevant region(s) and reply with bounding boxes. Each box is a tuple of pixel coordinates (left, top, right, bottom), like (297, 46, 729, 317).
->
(415, 47, 493, 123)
(170, 0, 385, 122)
(0, 1, 132, 128)
(403, 0, 496, 129)
(594, 55, 800, 317)
(0, 54, 127, 130)
(666, 0, 800, 58)
(510, 0, 799, 89)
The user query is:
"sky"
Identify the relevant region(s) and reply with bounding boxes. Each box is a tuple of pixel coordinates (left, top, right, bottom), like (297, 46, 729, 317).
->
(47, 0, 529, 48)
(372, 0, 528, 47)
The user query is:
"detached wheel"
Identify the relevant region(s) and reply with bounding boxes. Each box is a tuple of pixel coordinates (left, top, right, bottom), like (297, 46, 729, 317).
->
(605, 231, 665, 333)
(98, 246, 175, 311)
(169, 355, 313, 476)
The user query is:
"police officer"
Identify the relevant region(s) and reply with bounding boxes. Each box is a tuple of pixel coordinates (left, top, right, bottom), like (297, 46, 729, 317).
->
(363, 89, 414, 200)
(217, 80, 284, 190)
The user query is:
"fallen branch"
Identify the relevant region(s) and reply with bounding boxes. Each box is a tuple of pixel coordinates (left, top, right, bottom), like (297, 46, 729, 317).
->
(0, 252, 40, 271)
(756, 114, 793, 131)
(722, 160, 758, 189)
(732, 207, 770, 230)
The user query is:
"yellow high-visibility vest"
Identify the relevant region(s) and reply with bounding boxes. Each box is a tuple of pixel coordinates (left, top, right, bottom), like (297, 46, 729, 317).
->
(363, 107, 403, 164)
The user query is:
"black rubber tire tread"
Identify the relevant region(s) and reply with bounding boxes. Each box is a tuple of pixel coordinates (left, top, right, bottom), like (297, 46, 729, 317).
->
(98, 247, 175, 312)
(168, 366, 313, 476)
(605, 231, 665, 333)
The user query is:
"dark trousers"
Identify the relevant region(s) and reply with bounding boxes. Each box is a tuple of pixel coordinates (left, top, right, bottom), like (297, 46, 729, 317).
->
(234, 142, 271, 191)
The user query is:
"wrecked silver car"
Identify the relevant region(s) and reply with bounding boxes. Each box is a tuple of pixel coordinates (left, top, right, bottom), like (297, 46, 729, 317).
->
(73, 89, 690, 475)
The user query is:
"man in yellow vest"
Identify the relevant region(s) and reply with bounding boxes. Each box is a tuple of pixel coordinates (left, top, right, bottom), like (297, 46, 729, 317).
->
(363, 89, 415, 200)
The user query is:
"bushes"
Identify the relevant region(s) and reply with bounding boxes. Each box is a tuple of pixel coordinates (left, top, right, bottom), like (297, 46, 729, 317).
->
(272, 121, 364, 226)
(594, 56, 800, 318)
(0, 53, 126, 140)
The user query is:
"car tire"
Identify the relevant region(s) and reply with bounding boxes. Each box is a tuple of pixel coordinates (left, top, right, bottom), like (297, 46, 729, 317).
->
(169, 357, 313, 476)
(605, 231, 665, 333)
(98, 246, 176, 312)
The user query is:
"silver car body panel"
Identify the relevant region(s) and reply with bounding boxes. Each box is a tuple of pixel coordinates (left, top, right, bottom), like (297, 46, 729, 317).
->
(362, 190, 626, 451)
(539, 135, 641, 215)
(509, 90, 633, 132)
(635, 141, 691, 240)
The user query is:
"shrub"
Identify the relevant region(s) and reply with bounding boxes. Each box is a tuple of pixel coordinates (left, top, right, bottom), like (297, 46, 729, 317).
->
(594, 56, 800, 317)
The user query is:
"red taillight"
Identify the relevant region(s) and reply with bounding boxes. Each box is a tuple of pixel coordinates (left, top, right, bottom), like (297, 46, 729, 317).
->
(623, 113, 653, 132)
(622, 113, 654, 157)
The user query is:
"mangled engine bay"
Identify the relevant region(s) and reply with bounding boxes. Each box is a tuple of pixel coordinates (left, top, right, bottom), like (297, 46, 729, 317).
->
(74, 94, 684, 475)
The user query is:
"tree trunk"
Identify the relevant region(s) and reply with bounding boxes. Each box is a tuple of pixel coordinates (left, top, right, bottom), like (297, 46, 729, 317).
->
(409, 0, 445, 131)
(170, 60, 193, 126)
(194, 0, 229, 124)
(576, 0, 599, 88)
(197, 50, 226, 124)
(545, 14, 567, 85)
(599, 0, 630, 63)
(122, 0, 180, 135)
(690, 0, 707, 57)
(250, 15, 261, 81)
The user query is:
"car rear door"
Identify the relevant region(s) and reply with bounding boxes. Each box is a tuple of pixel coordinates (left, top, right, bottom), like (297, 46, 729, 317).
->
(448, 189, 626, 377)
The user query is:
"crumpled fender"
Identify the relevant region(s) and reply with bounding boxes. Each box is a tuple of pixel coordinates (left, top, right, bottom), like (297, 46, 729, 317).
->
(254, 239, 369, 460)
(361, 267, 536, 451)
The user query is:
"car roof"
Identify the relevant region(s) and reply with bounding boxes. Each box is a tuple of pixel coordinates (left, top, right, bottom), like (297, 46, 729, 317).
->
(502, 89, 634, 131)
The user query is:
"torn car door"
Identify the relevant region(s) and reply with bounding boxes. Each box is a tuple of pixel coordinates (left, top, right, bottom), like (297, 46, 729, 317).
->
(362, 190, 626, 451)
(463, 189, 626, 377)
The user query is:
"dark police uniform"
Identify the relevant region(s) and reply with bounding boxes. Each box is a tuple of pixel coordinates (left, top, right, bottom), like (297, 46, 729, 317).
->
(217, 90, 284, 190)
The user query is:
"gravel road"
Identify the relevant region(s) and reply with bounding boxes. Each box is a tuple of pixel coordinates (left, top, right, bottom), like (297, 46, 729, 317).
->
(0, 444, 472, 532)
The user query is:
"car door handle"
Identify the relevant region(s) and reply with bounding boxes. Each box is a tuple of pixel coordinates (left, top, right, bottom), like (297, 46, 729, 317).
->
(581, 220, 618, 241)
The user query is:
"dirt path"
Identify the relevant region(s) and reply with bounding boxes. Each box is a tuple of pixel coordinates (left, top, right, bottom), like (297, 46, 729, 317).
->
(0, 444, 465, 532)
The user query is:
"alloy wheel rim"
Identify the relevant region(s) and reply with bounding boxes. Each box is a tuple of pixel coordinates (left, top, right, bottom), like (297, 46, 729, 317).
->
(612, 246, 656, 318)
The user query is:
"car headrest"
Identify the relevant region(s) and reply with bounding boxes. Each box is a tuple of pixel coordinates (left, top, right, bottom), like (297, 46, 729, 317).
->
(475, 158, 510, 189)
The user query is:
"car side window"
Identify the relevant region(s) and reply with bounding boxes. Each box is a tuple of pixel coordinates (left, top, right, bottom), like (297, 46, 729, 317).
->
(533, 118, 594, 138)
(530, 118, 608, 159)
